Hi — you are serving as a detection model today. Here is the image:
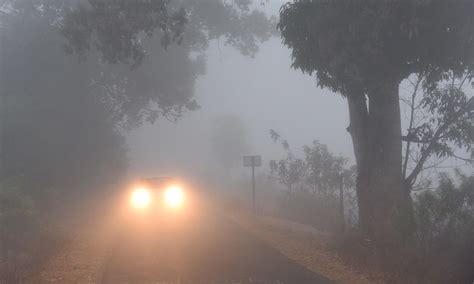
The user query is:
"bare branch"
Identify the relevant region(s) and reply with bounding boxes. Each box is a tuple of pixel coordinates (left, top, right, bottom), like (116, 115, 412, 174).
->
(405, 96, 474, 186)
(450, 153, 474, 163)
(403, 73, 424, 178)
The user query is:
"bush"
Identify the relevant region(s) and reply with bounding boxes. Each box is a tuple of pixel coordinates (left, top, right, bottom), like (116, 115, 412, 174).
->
(413, 171, 474, 283)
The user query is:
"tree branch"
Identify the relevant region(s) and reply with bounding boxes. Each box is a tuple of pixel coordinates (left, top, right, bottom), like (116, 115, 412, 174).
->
(401, 135, 430, 144)
(403, 74, 423, 178)
(451, 153, 474, 163)
(405, 96, 473, 186)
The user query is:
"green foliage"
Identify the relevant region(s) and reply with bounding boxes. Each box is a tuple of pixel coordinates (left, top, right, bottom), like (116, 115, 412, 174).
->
(303, 141, 348, 194)
(278, 0, 474, 93)
(3, 0, 274, 127)
(61, 0, 187, 67)
(269, 130, 306, 192)
(415, 171, 474, 248)
(414, 171, 474, 282)
(418, 79, 473, 158)
(269, 130, 355, 194)
(278, 1, 474, 242)
(61, 0, 275, 66)
(269, 131, 357, 231)
(402, 73, 473, 187)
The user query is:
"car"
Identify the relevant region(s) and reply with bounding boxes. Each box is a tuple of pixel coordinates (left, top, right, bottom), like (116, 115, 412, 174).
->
(129, 176, 186, 211)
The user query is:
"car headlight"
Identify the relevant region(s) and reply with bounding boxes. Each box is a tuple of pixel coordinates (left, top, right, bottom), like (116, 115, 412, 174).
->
(131, 187, 151, 209)
(164, 185, 185, 208)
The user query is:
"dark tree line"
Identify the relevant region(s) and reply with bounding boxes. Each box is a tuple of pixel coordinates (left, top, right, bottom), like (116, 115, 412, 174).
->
(0, 0, 274, 203)
(0, 0, 274, 274)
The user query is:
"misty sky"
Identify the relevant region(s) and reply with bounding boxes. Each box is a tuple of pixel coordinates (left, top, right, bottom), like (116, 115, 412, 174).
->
(127, 2, 355, 181)
(126, 1, 472, 180)
(127, 34, 352, 178)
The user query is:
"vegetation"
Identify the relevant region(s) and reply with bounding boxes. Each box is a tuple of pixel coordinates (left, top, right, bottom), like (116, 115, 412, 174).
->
(278, 0, 474, 247)
(0, 0, 274, 280)
(412, 171, 474, 282)
(0, 0, 472, 282)
(0, 0, 274, 210)
(400, 73, 473, 190)
(269, 130, 357, 232)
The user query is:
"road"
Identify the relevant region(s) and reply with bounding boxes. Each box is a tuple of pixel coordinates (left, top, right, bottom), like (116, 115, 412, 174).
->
(100, 197, 332, 284)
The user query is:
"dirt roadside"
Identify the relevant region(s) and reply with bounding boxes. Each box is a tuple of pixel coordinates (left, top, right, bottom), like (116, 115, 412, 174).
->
(28, 195, 386, 284)
(226, 208, 388, 284)
(26, 198, 121, 284)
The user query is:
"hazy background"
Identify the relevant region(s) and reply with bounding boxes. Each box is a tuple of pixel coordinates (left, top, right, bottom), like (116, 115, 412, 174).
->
(127, 1, 472, 183)
(127, 0, 352, 180)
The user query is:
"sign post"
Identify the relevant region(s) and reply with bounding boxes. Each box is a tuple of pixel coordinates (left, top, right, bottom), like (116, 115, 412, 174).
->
(339, 173, 345, 234)
(243, 155, 261, 214)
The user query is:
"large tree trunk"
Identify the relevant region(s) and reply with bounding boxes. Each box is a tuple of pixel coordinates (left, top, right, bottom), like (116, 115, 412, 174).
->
(347, 80, 414, 247)
(346, 91, 372, 236)
(366, 80, 413, 246)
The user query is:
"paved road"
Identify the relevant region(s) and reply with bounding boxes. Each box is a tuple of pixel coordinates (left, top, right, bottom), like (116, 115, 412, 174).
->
(101, 200, 332, 284)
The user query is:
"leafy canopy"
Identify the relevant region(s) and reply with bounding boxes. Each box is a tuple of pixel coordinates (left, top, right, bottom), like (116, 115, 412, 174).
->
(2, 0, 274, 128)
(62, 0, 275, 66)
(278, 0, 474, 94)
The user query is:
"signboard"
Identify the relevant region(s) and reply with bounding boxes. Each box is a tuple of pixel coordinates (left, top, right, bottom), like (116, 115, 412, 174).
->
(243, 155, 262, 214)
(243, 155, 262, 167)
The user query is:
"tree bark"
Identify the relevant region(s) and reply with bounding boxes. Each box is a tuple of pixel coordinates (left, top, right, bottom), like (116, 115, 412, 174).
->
(347, 79, 414, 247)
(366, 80, 413, 247)
(346, 91, 372, 236)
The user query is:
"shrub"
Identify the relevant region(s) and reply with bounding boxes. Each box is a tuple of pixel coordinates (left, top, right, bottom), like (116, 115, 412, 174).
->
(413, 171, 474, 282)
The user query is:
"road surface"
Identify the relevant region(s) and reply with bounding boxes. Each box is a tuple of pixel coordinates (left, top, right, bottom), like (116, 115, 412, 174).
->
(101, 198, 332, 284)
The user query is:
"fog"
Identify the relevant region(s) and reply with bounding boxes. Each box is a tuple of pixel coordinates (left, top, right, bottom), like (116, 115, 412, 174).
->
(127, 38, 352, 180)
(1, 1, 473, 282)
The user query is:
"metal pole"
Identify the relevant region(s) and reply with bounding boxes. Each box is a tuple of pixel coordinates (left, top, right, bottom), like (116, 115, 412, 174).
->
(339, 174, 345, 233)
(0, 32, 5, 179)
(252, 164, 255, 214)
(0, 32, 5, 262)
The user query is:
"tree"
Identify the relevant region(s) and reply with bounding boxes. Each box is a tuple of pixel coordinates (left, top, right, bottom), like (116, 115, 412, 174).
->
(1, 0, 275, 129)
(1, 7, 128, 201)
(57, 0, 274, 128)
(0, 0, 275, 192)
(303, 140, 348, 195)
(269, 130, 356, 231)
(414, 171, 474, 282)
(401, 73, 473, 190)
(210, 115, 250, 172)
(61, 0, 275, 66)
(269, 129, 306, 193)
(269, 130, 354, 194)
(278, 0, 474, 245)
